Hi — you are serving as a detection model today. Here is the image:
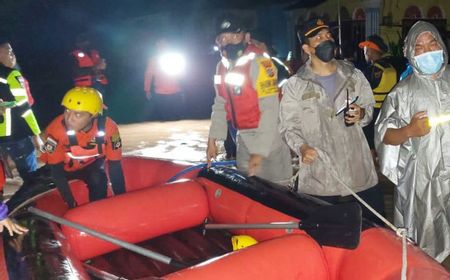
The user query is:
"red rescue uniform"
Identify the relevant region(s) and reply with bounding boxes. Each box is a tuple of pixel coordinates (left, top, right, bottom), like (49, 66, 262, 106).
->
(42, 115, 122, 172)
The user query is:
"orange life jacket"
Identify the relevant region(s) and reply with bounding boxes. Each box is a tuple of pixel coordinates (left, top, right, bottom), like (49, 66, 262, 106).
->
(72, 49, 108, 86)
(63, 115, 107, 172)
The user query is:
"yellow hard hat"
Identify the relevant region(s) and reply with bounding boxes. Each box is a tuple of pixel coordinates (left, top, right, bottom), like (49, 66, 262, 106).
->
(61, 87, 103, 115)
(231, 235, 258, 251)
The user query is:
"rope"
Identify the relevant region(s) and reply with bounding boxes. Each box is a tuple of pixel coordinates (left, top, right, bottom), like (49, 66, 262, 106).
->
(315, 152, 409, 279)
(327, 164, 408, 278)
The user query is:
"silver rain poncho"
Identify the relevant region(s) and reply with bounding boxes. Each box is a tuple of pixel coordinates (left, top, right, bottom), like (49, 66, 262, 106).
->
(375, 21, 450, 262)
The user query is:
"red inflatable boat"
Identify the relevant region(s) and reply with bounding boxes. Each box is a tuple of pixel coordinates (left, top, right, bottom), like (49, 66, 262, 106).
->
(2, 157, 449, 279)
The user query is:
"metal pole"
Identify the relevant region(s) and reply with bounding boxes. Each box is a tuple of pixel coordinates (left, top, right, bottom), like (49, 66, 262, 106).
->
(28, 207, 186, 268)
(205, 222, 300, 230)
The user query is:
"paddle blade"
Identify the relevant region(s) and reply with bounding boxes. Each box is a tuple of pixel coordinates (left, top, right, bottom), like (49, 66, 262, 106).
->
(300, 203, 362, 249)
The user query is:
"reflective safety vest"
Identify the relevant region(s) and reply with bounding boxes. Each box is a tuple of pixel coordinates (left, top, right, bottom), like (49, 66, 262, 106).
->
(72, 49, 108, 87)
(214, 45, 278, 129)
(372, 62, 397, 109)
(63, 115, 106, 171)
(0, 69, 40, 137)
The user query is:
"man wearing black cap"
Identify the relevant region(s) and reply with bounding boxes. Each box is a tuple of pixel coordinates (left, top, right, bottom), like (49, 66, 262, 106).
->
(279, 18, 385, 223)
(206, 16, 292, 182)
(358, 35, 397, 151)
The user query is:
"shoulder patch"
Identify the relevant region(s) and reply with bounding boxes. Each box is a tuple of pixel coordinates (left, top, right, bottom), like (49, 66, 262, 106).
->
(44, 137, 57, 153)
(259, 58, 276, 78)
(110, 132, 122, 150)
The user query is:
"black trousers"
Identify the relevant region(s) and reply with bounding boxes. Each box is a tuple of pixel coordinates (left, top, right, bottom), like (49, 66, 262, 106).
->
(313, 184, 386, 225)
(152, 92, 184, 121)
(66, 158, 108, 202)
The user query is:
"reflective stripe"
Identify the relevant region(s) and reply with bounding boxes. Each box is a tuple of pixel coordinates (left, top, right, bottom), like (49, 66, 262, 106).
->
(4, 108, 11, 136)
(278, 79, 288, 88)
(225, 73, 245, 86)
(235, 52, 256, 67)
(21, 109, 32, 118)
(374, 93, 387, 102)
(214, 75, 222, 85)
(10, 88, 27, 97)
(15, 99, 27, 106)
(67, 152, 100, 160)
(221, 57, 230, 69)
(0, 78, 6, 84)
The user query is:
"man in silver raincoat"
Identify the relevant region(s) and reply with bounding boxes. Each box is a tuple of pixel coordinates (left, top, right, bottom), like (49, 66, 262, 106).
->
(280, 18, 384, 222)
(375, 21, 450, 263)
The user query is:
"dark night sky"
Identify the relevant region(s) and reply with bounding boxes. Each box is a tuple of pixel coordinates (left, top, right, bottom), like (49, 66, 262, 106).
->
(0, 0, 307, 125)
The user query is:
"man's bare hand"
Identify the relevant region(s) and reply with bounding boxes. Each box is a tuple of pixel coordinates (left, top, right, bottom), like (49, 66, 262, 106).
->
(0, 218, 28, 236)
(206, 138, 218, 168)
(345, 104, 364, 124)
(300, 144, 317, 165)
(248, 154, 263, 176)
(407, 111, 431, 138)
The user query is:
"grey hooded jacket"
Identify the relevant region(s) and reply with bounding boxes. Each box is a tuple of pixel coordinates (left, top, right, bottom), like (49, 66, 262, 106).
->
(280, 59, 377, 196)
(375, 21, 450, 262)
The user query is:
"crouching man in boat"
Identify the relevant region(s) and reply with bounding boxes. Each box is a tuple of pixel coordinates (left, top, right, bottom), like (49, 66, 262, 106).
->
(206, 16, 292, 182)
(41, 87, 126, 208)
(0, 202, 27, 236)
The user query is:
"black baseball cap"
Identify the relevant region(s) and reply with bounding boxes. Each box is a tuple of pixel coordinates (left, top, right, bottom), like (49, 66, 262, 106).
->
(216, 16, 245, 36)
(358, 34, 388, 53)
(298, 18, 329, 44)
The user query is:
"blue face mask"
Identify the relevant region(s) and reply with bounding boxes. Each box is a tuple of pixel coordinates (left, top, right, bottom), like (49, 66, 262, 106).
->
(414, 50, 444, 75)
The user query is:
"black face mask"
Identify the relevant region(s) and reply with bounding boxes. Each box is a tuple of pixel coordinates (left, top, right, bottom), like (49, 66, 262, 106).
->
(314, 40, 335, 62)
(223, 41, 246, 61)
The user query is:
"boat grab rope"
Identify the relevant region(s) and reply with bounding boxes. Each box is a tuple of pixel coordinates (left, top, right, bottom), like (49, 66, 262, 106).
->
(291, 151, 408, 280)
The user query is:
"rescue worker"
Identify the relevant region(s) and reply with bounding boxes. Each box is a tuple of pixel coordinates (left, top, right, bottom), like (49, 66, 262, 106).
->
(206, 17, 292, 182)
(375, 21, 450, 264)
(0, 202, 27, 236)
(0, 39, 42, 183)
(42, 87, 125, 208)
(70, 33, 108, 94)
(358, 35, 397, 151)
(279, 18, 384, 223)
(144, 38, 185, 121)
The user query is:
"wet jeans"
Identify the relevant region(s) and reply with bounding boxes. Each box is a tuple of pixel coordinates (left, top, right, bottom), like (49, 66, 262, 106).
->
(0, 136, 37, 181)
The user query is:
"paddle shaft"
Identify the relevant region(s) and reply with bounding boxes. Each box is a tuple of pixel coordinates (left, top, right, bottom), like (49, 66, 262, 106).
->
(28, 207, 186, 268)
(205, 223, 301, 230)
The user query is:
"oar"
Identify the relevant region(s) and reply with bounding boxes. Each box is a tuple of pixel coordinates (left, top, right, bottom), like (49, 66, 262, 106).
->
(205, 202, 362, 249)
(28, 206, 188, 268)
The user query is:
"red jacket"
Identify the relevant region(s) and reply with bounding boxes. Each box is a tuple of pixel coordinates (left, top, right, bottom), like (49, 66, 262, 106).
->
(71, 49, 108, 87)
(214, 45, 270, 129)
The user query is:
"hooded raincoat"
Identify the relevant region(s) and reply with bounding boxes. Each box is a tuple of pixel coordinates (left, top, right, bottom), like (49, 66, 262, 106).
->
(280, 59, 378, 196)
(375, 21, 450, 262)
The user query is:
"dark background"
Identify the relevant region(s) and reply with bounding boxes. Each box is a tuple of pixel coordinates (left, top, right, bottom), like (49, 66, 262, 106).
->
(0, 0, 299, 127)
